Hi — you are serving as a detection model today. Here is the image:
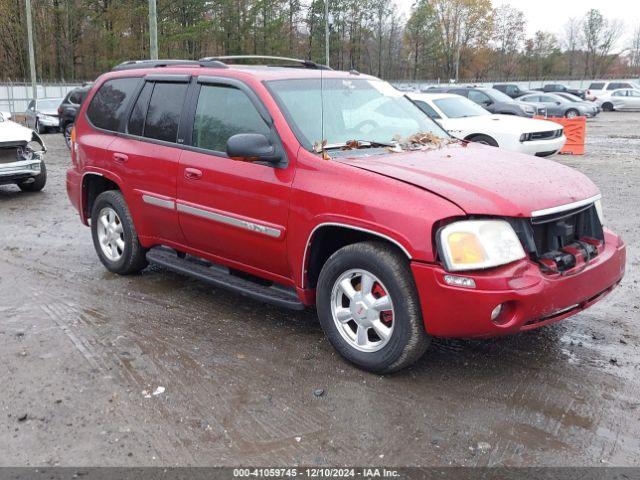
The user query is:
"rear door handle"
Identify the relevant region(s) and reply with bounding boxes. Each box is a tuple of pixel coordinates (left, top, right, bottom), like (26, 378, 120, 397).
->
(184, 167, 203, 180)
(112, 153, 128, 163)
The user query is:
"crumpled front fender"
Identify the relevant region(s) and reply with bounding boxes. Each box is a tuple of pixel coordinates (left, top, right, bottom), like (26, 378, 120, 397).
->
(31, 131, 47, 153)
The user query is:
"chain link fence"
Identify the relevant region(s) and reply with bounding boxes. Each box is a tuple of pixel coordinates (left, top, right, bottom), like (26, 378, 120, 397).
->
(0, 81, 83, 120)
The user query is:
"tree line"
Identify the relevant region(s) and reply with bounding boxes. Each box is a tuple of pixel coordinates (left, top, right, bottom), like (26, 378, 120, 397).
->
(0, 0, 638, 83)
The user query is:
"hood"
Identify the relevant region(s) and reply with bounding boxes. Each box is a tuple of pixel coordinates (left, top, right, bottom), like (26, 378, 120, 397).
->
(0, 119, 34, 144)
(334, 143, 599, 217)
(447, 115, 561, 135)
(40, 109, 59, 116)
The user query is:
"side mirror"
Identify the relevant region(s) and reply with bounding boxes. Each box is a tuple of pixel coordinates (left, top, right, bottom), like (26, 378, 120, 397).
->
(226, 133, 281, 164)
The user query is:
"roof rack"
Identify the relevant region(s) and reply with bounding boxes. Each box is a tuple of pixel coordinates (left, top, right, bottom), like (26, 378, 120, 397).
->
(111, 59, 227, 71)
(198, 55, 331, 70)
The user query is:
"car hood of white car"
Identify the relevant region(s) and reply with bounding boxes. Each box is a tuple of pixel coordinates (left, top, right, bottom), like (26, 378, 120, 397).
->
(0, 119, 38, 145)
(441, 114, 561, 135)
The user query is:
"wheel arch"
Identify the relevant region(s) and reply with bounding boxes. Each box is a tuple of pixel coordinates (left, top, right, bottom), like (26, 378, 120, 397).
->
(302, 223, 411, 290)
(81, 172, 122, 223)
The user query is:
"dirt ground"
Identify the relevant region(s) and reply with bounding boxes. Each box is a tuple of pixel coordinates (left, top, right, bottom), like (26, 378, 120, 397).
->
(1, 113, 639, 467)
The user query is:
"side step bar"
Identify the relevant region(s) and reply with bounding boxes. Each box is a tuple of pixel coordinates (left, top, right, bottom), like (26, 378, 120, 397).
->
(146, 247, 305, 310)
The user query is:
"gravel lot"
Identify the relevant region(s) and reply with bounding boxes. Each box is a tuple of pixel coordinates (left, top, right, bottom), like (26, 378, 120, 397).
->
(1, 113, 638, 467)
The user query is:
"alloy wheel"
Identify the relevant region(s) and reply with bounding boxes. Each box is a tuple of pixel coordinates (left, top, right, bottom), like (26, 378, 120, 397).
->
(96, 207, 125, 261)
(330, 269, 395, 352)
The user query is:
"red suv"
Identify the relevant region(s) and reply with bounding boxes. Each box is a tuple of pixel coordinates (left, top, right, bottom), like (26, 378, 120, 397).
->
(66, 57, 626, 373)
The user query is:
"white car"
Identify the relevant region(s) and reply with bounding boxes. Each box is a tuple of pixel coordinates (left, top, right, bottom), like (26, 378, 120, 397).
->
(586, 81, 640, 101)
(407, 92, 566, 157)
(0, 112, 47, 191)
(594, 89, 640, 111)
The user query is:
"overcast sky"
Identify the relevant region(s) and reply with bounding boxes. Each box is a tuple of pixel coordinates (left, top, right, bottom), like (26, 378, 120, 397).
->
(395, 0, 640, 50)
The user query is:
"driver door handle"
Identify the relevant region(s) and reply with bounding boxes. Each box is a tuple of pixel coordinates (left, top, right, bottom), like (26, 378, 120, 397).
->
(184, 167, 203, 180)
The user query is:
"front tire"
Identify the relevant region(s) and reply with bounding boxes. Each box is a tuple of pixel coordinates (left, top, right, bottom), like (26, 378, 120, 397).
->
(316, 241, 430, 373)
(468, 134, 498, 147)
(565, 108, 579, 119)
(602, 102, 614, 112)
(17, 163, 47, 192)
(90, 190, 148, 275)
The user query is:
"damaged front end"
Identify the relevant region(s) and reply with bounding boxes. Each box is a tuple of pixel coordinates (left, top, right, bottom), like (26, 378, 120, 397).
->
(0, 131, 46, 185)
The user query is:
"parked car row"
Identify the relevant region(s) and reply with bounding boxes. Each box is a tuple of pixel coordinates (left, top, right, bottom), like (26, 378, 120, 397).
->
(493, 81, 640, 113)
(18, 83, 93, 147)
(408, 92, 565, 157)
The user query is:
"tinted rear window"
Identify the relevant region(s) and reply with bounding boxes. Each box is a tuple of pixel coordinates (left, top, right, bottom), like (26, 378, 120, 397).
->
(143, 83, 189, 143)
(69, 90, 83, 104)
(127, 82, 153, 136)
(86, 77, 140, 131)
(589, 82, 605, 89)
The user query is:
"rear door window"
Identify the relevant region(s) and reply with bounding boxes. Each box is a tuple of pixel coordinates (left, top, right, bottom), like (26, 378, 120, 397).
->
(69, 91, 83, 104)
(468, 90, 492, 105)
(86, 77, 140, 132)
(589, 82, 605, 90)
(127, 82, 154, 136)
(607, 83, 630, 90)
(143, 82, 189, 143)
(192, 84, 270, 153)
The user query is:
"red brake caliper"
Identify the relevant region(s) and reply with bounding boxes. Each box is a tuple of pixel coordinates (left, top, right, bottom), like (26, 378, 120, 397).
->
(372, 283, 393, 326)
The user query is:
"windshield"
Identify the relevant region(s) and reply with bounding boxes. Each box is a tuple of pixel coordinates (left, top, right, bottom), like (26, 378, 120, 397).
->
(433, 97, 490, 118)
(267, 78, 446, 149)
(559, 93, 582, 102)
(38, 99, 62, 110)
(486, 89, 515, 103)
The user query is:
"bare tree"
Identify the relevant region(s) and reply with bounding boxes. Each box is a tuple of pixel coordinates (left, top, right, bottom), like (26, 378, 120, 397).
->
(562, 17, 582, 76)
(493, 4, 525, 80)
(630, 24, 640, 73)
(581, 9, 624, 77)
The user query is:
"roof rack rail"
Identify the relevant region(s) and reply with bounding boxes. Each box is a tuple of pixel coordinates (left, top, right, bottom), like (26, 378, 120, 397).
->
(198, 55, 331, 70)
(111, 59, 227, 71)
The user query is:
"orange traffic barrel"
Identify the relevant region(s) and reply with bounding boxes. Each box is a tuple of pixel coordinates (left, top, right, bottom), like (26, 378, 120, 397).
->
(535, 115, 586, 155)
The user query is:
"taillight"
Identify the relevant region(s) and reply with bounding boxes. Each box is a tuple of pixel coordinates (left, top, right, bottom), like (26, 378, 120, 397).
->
(58, 107, 62, 115)
(70, 126, 76, 144)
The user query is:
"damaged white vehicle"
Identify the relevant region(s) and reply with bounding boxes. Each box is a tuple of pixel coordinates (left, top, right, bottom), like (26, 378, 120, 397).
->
(0, 112, 47, 192)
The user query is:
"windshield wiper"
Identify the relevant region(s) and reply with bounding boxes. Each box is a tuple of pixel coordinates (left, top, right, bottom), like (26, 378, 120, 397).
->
(315, 139, 395, 152)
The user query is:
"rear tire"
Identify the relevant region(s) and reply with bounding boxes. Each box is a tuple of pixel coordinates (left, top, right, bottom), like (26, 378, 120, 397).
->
(602, 102, 614, 112)
(17, 163, 47, 192)
(316, 241, 430, 373)
(91, 190, 148, 275)
(64, 124, 73, 149)
(467, 134, 498, 147)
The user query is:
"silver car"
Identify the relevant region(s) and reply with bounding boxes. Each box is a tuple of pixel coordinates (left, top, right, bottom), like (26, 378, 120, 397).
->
(595, 89, 640, 111)
(554, 92, 600, 116)
(25, 98, 64, 133)
(517, 93, 594, 118)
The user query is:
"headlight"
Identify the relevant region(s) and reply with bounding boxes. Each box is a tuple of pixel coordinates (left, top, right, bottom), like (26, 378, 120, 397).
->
(594, 199, 604, 226)
(523, 106, 534, 114)
(438, 220, 526, 272)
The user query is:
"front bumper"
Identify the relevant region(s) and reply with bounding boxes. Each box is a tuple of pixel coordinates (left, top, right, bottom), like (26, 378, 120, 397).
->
(516, 135, 566, 156)
(412, 230, 626, 338)
(38, 116, 60, 128)
(0, 158, 43, 184)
